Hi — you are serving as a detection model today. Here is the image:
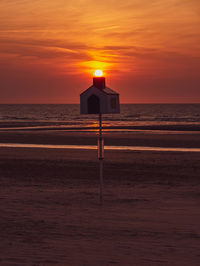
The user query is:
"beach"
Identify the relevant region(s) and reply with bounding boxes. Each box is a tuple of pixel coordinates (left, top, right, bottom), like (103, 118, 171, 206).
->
(0, 130, 200, 265)
(1, 0, 200, 260)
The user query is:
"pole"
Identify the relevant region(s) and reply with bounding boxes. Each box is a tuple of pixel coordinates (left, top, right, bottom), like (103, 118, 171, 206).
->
(99, 113, 103, 203)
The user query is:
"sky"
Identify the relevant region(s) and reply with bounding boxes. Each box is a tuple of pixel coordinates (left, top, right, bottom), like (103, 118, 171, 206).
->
(0, 0, 200, 103)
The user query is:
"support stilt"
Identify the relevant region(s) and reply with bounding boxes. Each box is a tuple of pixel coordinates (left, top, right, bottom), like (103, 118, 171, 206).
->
(98, 113, 104, 203)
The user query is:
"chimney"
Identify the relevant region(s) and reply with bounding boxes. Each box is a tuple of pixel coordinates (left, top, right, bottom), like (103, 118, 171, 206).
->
(93, 77, 106, 90)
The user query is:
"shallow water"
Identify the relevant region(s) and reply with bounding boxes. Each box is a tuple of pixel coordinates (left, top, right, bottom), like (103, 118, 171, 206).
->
(1, 143, 200, 152)
(0, 104, 200, 131)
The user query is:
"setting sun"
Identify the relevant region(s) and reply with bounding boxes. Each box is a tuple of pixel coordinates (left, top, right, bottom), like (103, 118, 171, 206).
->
(94, 70, 103, 77)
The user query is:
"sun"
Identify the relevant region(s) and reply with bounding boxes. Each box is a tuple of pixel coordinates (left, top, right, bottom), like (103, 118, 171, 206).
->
(94, 69, 103, 77)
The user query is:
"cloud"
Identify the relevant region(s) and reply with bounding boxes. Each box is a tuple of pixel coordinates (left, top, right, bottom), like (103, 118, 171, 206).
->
(0, 0, 200, 103)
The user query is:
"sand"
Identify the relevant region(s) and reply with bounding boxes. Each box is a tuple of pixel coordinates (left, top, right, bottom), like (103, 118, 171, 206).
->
(1, 130, 200, 148)
(0, 131, 200, 265)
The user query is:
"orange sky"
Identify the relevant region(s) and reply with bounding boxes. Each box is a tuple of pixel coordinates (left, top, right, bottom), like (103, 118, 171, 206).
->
(0, 0, 200, 103)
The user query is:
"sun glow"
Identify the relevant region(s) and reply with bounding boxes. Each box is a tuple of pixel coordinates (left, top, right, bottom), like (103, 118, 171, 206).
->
(94, 69, 103, 77)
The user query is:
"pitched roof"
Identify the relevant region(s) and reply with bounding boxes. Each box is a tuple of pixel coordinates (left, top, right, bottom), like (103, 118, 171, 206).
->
(102, 87, 119, 95)
(80, 85, 119, 96)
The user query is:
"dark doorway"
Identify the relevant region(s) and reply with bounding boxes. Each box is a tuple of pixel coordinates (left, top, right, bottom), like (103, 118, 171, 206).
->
(88, 94, 100, 114)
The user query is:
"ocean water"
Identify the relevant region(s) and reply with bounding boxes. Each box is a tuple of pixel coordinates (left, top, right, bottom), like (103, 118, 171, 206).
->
(0, 104, 200, 131)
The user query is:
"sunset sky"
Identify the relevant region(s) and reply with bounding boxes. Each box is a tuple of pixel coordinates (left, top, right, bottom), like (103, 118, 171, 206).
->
(0, 0, 200, 103)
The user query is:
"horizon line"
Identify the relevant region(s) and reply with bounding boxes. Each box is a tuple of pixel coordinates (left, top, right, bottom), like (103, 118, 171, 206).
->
(0, 102, 200, 105)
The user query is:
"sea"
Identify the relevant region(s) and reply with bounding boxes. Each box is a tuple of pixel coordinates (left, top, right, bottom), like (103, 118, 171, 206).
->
(0, 104, 200, 132)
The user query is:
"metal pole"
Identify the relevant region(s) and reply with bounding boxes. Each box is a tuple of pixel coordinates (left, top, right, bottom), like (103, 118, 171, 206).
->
(99, 113, 103, 203)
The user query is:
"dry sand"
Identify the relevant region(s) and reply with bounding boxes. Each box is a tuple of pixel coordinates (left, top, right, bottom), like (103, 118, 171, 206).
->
(0, 131, 200, 265)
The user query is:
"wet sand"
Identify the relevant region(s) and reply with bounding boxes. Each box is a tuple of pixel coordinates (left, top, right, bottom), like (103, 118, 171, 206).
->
(0, 132, 200, 265)
(0, 130, 200, 148)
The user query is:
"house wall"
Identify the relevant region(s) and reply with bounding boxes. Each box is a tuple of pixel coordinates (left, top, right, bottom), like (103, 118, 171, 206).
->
(80, 86, 120, 114)
(106, 94, 120, 113)
(80, 87, 107, 114)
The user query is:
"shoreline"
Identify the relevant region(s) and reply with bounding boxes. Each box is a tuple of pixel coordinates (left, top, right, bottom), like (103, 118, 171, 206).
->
(1, 124, 200, 132)
(1, 142, 200, 153)
(0, 130, 200, 148)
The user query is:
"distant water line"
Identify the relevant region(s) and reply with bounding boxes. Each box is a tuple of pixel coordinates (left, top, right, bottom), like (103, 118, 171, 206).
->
(1, 143, 200, 152)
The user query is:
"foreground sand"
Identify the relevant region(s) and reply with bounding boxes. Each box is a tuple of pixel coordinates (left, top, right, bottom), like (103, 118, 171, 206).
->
(0, 131, 200, 265)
